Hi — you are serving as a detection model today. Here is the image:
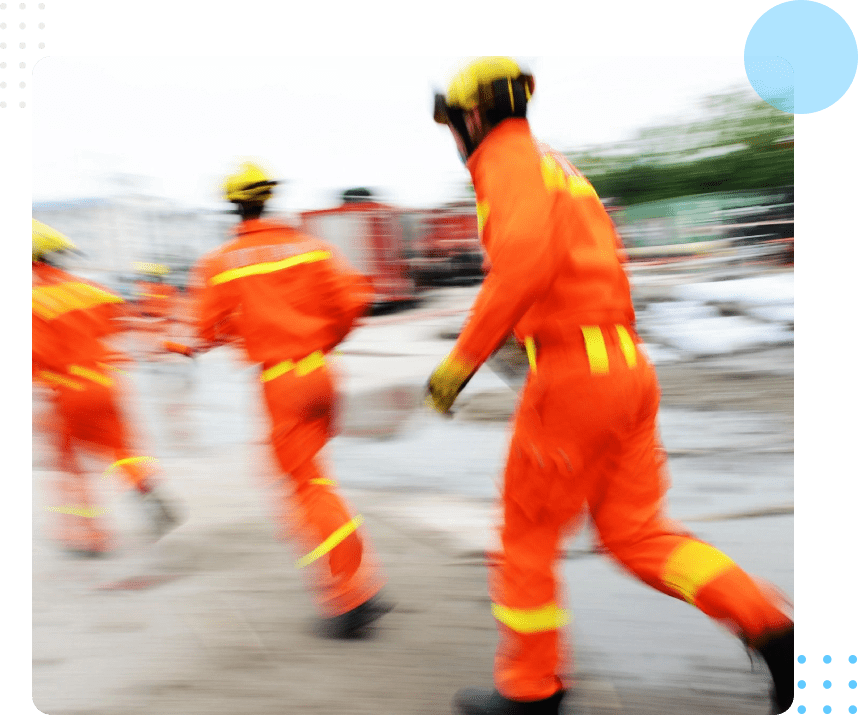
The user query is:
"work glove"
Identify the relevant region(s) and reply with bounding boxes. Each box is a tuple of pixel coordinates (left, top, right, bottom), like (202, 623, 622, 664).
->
(425, 353, 475, 415)
(163, 340, 196, 358)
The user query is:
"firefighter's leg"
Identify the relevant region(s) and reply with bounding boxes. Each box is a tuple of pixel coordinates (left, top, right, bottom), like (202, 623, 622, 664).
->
(267, 368, 385, 619)
(589, 407, 792, 642)
(490, 445, 585, 702)
(52, 431, 110, 554)
(285, 456, 385, 618)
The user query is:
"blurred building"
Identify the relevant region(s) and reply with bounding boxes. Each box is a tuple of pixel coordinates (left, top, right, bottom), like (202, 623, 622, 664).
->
(32, 195, 236, 291)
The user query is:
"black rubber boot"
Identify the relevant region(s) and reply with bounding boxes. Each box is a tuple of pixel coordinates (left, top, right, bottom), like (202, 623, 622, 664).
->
(453, 688, 565, 715)
(139, 488, 182, 540)
(318, 594, 394, 639)
(754, 626, 795, 714)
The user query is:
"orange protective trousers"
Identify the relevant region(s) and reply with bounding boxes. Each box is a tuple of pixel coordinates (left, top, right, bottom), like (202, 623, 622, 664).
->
(490, 327, 792, 701)
(262, 361, 382, 618)
(45, 374, 156, 551)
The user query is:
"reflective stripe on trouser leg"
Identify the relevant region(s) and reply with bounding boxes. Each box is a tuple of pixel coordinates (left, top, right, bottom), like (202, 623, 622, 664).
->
(296, 515, 364, 568)
(104, 455, 158, 491)
(492, 602, 571, 633)
(664, 541, 793, 641)
(661, 540, 736, 605)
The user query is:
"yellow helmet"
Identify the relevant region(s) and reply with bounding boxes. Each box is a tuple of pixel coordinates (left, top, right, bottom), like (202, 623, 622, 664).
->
(435, 57, 534, 122)
(32, 219, 77, 262)
(135, 261, 170, 276)
(222, 161, 278, 204)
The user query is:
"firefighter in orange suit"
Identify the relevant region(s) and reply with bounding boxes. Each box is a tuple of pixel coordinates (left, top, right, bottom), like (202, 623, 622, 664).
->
(32, 220, 180, 555)
(190, 162, 390, 638)
(134, 263, 179, 358)
(427, 58, 794, 715)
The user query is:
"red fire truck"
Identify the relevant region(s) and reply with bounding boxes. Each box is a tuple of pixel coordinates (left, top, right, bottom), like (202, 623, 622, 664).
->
(299, 199, 418, 310)
(398, 201, 484, 287)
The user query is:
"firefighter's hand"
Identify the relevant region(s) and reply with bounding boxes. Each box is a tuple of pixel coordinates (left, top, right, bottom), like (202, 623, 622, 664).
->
(425, 353, 475, 415)
(163, 341, 196, 358)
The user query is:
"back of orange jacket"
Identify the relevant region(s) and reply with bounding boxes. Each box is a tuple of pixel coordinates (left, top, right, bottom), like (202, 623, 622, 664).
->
(453, 118, 635, 367)
(32, 262, 126, 377)
(193, 218, 374, 367)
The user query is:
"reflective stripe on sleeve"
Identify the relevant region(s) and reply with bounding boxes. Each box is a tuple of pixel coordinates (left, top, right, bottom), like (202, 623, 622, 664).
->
(260, 351, 325, 382)
(209, 250, 331, 285)
(662, 541, 736, 605)
(38, 371, 84, 390)
(296, 515, 363, 568)
(69, 365, 114, 387)
(581, 326, 609, 375)
(491, 602, 571, 634)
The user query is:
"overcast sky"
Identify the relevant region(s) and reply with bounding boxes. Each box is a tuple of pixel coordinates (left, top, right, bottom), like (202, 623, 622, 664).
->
(31, 55, 751, 212)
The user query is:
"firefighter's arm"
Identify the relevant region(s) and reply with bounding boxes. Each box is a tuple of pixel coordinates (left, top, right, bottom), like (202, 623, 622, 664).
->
(318, 248, 375, 352)
(190, 256, 241, 351)
(427, 161, 557, 413)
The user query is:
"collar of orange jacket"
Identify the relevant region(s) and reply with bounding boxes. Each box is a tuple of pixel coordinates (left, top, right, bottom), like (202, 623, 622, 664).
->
(234, 218, 289, 236)
(466, 117, 531, 175)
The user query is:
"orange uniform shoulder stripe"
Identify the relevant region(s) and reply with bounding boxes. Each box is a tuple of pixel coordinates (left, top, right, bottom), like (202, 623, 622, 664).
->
(32, 281, 123, 320)
(209, 250, 331, 286)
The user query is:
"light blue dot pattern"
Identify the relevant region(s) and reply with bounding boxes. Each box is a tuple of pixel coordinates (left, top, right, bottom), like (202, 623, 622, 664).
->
(824, 707, 831, 715)
(851, 655, 858, 664)
(850, 706, 857, 714)
(825, 655, 833, 664)
(824, 680, 832, 689)
(851, 680, 858, 689)
(799, 680, 807, 689)
(799, 655, 807, 663)
(797, 707, 806, 714)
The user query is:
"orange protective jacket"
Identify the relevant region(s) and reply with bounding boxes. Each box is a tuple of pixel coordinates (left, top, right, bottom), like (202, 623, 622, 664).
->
(32, 262, 126, 380)
(136, 280, 177, 319)
(451, 118, 635, 368)
(192, 218, 373, 367)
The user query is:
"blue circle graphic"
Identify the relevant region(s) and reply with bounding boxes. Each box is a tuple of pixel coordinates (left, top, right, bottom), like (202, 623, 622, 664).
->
(825, 655, 833, 664)
(745, 0, 858, 113)
(799, 655, 807, 663)
(851, 680, 858, 689)
(824, 680, 832, 688)
(850, 707, 857, 714)
(799, 680, 807, 688)
(797, 707, 806, 714)
(851, 655, 858, 664)
(824, 707, 832, 714)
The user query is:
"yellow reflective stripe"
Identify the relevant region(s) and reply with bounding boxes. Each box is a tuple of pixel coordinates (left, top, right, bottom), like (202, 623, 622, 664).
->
(662, 541, 736, 605)
(296, 351, 325, 376)
(491, 602, 571, 634)
(32, 282, 123, 320)
(524, 336, 537, 374)
(260, 351, 325, 382)
(540, 155, 567, 192)
(104, 456, 158, 477)
(309, 478, 337, 486)
(296, 515, 363, 568)
(476, 201, 490, 236)
(46, 505, 109, 518)
(69, 365, 114, 387)
(38, 371, 84, 390)
(261, 359, 294, 382)
(210, 250, 331, 285)
(581, 326, 609, 374)
(615, 325, 637, 369)
(99, 362, 130, 376)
